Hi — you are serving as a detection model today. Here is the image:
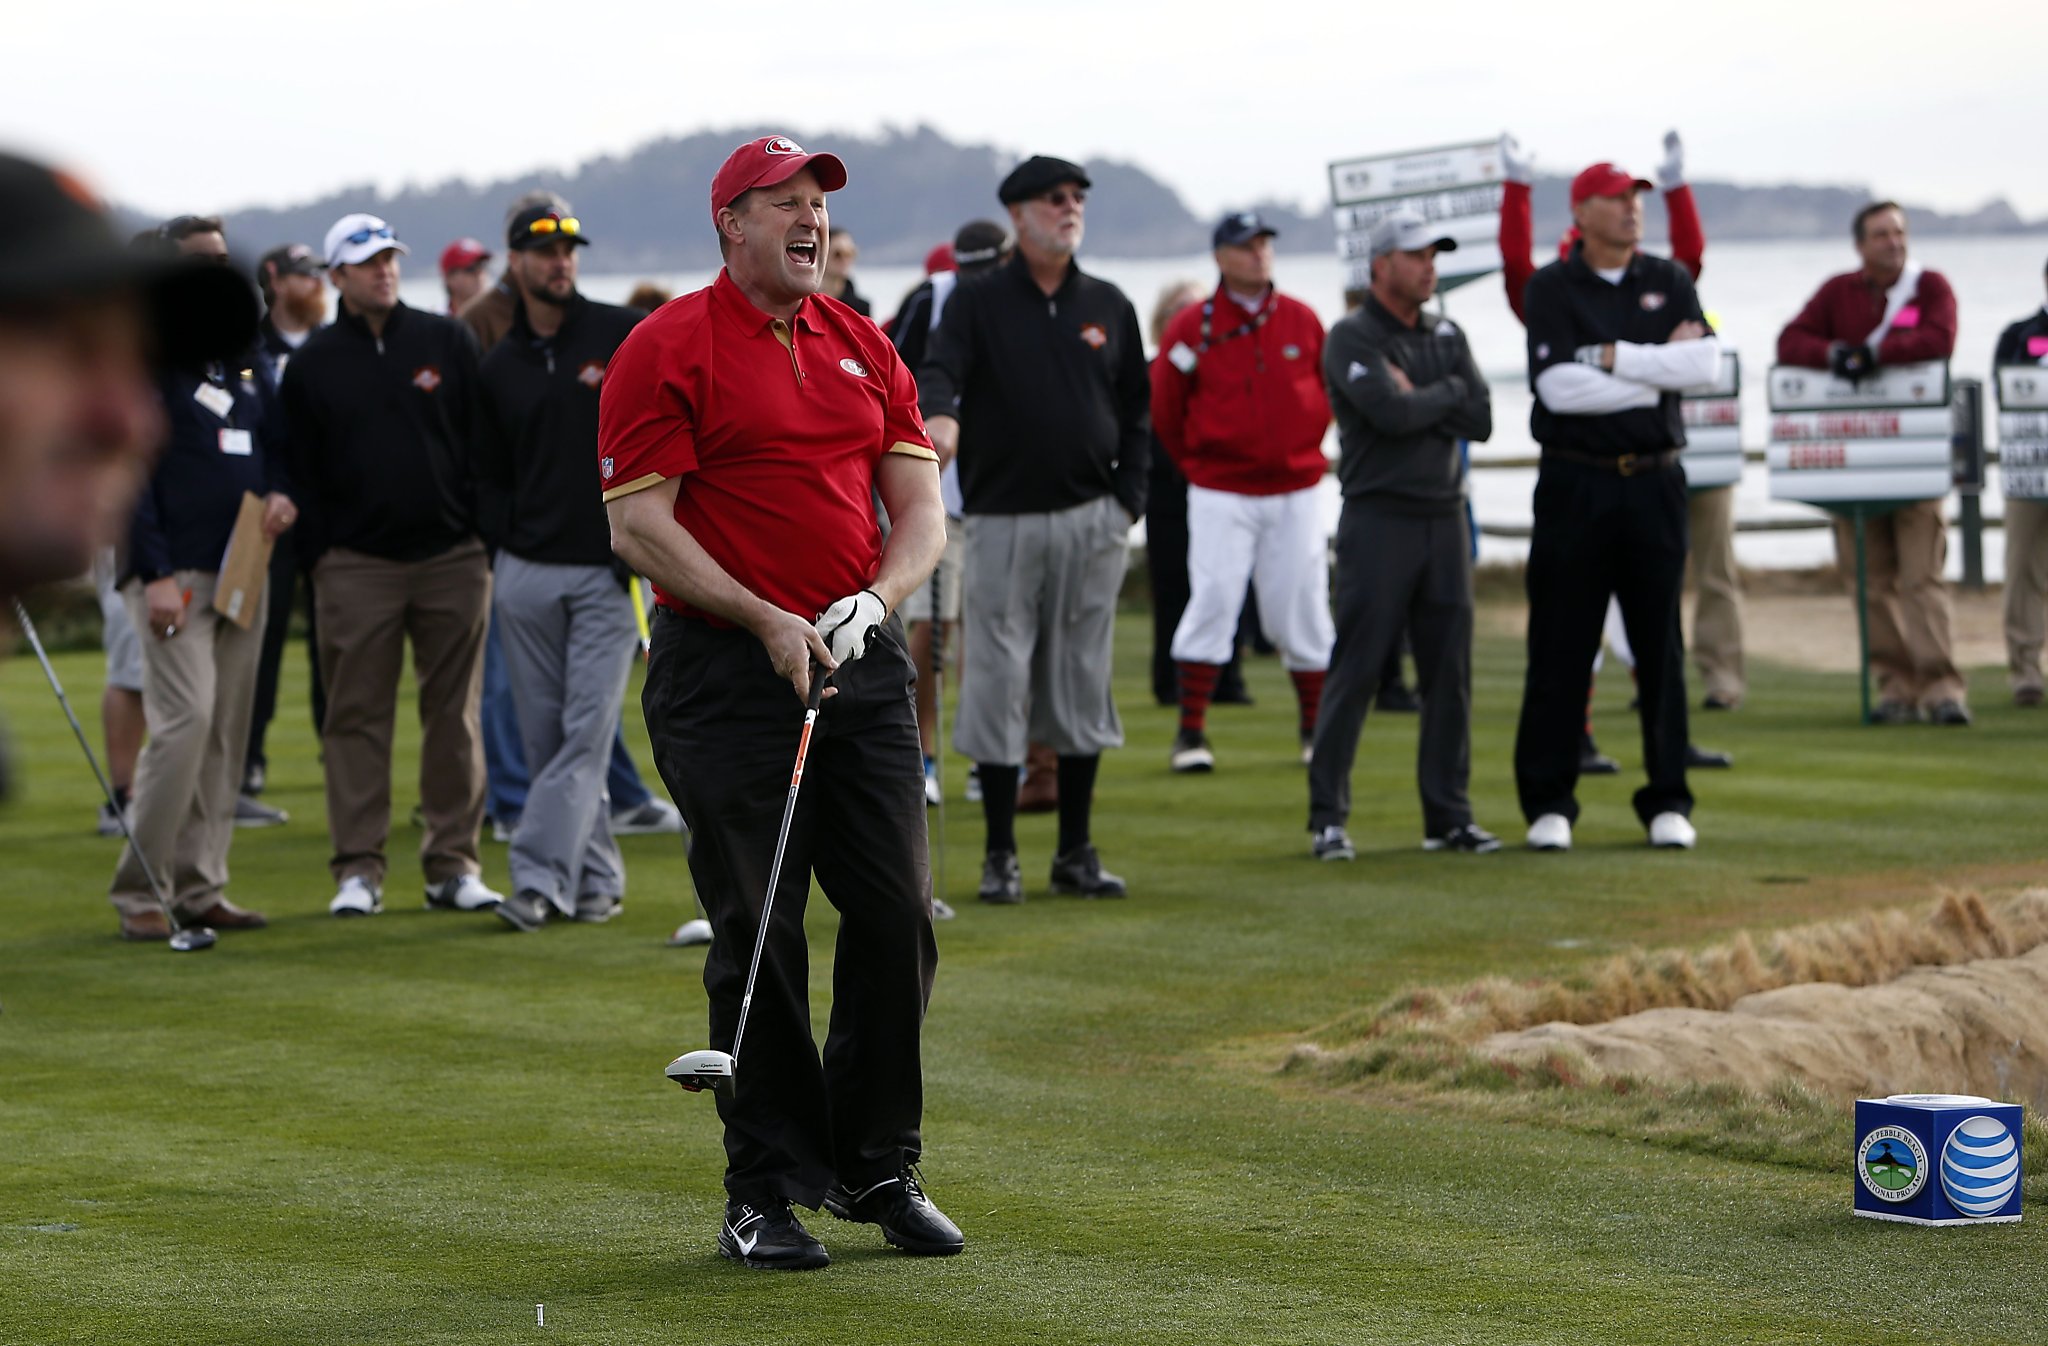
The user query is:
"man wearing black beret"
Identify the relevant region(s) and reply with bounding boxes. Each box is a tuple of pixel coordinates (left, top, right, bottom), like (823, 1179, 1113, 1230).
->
(918, 155, 1149, 904)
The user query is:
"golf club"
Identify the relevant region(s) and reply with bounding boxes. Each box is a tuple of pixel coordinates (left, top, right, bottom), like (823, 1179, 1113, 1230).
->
(665, 663, 828, 1093)
(10, 599, 216, 952)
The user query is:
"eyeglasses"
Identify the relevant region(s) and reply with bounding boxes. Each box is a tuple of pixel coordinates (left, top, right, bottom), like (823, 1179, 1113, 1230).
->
(1040, 189, 1087, 208)
(344, 225, 395, 247)
(525, 215, 582, 237)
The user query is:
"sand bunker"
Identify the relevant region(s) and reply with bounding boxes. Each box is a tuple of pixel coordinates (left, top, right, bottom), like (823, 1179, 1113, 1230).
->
(1483, 942, 2048, 1107)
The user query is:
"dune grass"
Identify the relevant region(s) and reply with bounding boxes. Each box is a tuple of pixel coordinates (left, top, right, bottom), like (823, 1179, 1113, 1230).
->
(2, 608, 2046, 1345)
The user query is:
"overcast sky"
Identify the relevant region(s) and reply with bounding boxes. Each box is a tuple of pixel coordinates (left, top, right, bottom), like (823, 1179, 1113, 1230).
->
(9, 0, 2044, 224)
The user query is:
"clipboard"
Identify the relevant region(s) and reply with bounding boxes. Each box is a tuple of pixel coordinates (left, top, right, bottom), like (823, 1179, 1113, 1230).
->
(212, 491, 274, 629)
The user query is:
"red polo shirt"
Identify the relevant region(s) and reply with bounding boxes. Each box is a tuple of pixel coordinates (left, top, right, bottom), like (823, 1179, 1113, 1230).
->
(597, 270, 937, 621)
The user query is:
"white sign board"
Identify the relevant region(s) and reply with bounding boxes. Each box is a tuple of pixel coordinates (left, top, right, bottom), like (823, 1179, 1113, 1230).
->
(1327, 140, 1505, 293)
(1998, 365, 2048, 500)
(1679, 352, 1743, 490)
(1767, 362, 1953, 505)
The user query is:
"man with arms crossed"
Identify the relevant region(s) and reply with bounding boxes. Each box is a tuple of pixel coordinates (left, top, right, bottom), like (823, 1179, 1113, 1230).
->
(602, 136, 960, 1270)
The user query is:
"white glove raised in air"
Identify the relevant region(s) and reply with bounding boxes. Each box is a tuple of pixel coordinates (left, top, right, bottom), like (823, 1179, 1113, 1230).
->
(1656, 129, 1686, 191)
(1498, 132, 1534, 186)
(816, 588, 886, 664)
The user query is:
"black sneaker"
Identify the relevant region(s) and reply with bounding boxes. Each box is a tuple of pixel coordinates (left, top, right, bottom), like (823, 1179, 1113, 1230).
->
(978, 849, 1023, 904)
(1423, 823, 1501, 853)
(823, 1167, 964, 1257)
(1169, 727, 1215, 773)
(1579, 735, 1620, 775)
(1870, 700, 1918, 725)
(1684, 743, 1733, 769)
(1049, 844, 1125, 898)
(718, 1198, 830, 1271)
(1375, 684, 1421, 713)
(1311, 825, 1356, 861)
(1928, 699, 1972, 726)
(495, 889, 551, 932)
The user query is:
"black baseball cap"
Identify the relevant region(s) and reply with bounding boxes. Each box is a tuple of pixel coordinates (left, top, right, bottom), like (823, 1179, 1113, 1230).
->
(1213, 211, 1278, 249)
(507, 204, 589, 251)
(0, 152, 258, 363)
(953, 219, 1009, 269)
(998, 156, 1090, 206)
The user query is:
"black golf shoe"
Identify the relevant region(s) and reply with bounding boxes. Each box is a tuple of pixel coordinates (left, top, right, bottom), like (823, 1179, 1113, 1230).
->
(979, 849, 1023, 904)
(1049, 844, 1125, 898)
(823, 1167, 965, 1256)
(718, 1198, 829, 1271)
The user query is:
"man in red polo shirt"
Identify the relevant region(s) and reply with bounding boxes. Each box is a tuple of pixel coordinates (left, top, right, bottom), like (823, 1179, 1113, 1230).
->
(1151, 210, 1332, 772)
(1777, 201, 1965, 725)
(600, 135, 958, 1272)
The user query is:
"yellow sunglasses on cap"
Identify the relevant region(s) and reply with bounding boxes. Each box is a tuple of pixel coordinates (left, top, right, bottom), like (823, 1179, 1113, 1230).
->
(526, 215, 581, 237)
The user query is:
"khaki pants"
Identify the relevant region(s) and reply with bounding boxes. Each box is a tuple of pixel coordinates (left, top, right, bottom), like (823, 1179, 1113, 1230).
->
(108, 570, 266, 921)
(312, 540, 490, 888)
(1686, 485, 1745, 705)
(1831, 499, 1965, 708)
(2005, 497, 2048, 696)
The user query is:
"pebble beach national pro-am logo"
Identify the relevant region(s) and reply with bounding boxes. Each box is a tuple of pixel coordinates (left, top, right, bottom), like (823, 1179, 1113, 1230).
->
(1859, 1127, 1928, 1202)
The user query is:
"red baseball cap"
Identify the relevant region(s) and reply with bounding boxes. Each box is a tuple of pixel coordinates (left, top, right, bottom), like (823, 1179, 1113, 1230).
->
(439, 237, 491, 275)
(1570, 163, 1653, 206)
(709, 135, 848, 228)
(923, 241, 955, 275)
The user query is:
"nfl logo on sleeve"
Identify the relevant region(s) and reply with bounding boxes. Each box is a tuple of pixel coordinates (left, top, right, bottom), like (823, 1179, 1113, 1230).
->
(1855, 1094, 2022, 1225)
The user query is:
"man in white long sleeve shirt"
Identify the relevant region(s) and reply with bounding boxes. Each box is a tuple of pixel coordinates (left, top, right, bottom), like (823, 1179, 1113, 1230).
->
(1513, 162, 1721, 853)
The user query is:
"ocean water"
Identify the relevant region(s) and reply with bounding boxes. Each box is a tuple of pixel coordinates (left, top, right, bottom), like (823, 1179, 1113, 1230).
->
(399, 232, 2048, 577)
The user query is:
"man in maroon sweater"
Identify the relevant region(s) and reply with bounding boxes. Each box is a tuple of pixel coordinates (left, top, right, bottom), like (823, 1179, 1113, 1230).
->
(1777, 201, 1967, 725)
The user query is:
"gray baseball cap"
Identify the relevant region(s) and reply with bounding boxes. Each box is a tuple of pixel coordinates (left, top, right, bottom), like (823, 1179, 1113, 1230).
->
(1369, 209, 1458, 260)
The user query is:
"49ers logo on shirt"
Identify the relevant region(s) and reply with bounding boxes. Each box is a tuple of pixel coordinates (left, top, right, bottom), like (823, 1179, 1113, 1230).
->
(577, 360, 606, 389)
(1079, 323, 1107, 349)
(412, 365, 443, 392)
(1640, 292, 1667, 312)
(764, 136, 805, 156)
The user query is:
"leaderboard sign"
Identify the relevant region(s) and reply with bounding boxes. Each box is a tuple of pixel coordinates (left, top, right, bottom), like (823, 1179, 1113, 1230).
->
(1680, 352, 1743, 490)
(1327, 140, 1504, 294)
(1998, 366, 2048, 501)
(1766, 361, 1953, 505)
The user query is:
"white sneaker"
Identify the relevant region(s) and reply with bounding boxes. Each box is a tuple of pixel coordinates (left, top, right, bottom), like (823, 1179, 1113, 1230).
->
(1525, 814, 1572, 852)
(611, 798, 684, 835)
(1648, 812, 1697, 849)
(329, 875, 383, 917)
(924, 771, 942, 807)
(668, 917, 713, 947)
(425, 873, 504, 911)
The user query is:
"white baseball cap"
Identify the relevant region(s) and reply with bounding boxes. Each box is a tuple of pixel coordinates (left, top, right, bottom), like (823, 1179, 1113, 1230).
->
(324, 212, 411, 268)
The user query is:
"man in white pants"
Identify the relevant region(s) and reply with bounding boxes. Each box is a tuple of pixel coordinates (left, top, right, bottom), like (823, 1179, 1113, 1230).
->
(1152, 212, 1334, 771)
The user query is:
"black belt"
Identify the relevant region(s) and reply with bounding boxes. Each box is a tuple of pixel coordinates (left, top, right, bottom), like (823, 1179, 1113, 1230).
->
(1541, 448, 1683, 477)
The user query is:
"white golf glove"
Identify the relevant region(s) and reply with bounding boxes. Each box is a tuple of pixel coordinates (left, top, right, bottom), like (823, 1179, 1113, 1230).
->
(1499, 132, 1534, 186)
(816, 588, 886, 664)
(1656, 129, 1686, 191)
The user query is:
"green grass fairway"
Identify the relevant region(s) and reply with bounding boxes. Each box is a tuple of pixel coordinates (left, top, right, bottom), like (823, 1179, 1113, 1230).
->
(4, 609, 2045, 1345)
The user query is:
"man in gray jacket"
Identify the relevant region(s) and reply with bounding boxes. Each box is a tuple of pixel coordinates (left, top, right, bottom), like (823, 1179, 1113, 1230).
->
(1306, 210, 1498, 860)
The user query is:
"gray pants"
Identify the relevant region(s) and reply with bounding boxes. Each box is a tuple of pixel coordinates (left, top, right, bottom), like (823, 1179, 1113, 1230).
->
(494, 553, 638, 911)
(955, 495, 1128, 763)
(1308, 502, 1474, 837)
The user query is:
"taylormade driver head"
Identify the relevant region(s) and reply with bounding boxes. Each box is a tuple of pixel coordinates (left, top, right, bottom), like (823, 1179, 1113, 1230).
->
(667, 918, 713, 947)
(169, 926, 217, 952)
(666, 1049, 734, 1093)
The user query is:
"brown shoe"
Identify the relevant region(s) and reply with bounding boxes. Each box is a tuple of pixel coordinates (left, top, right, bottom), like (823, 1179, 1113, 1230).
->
(1016, 742, 1060, 814)
(185, 899, 268, 930)
(119, 909, 171, 941)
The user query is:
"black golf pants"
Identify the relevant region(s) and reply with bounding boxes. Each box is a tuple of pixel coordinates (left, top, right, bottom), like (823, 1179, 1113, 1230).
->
(1513, 457, 1693, 826)
(643, 611, 937, 1209)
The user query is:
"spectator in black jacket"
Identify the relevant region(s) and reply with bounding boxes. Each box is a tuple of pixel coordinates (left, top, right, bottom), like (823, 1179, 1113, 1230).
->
(474, 205, 644, 930)
(105, 215, 297, 940)
(281, 212, 503, 921)
(919, 155, 1149, 904)
(1995, 258, 2048, 707)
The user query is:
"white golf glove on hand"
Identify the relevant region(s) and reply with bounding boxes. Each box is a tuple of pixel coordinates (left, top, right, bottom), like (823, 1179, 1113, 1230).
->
(1499, 132, 1534, 186)
(816, 588, 886, 664)
(1656, 129, 1686, 191)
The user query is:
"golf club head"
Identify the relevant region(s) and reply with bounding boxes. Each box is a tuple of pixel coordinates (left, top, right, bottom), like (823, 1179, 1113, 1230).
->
(667, 918, 713, 947)
(665, 1049, 734, 1093)
(169, 926, 217, 952)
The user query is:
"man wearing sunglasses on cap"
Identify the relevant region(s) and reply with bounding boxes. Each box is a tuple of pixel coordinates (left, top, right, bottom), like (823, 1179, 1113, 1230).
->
(459, 190, 573, 354)
(280, 212, 504, 921)
(475, 205, 645, 932)
(918, 155, 1150, 905)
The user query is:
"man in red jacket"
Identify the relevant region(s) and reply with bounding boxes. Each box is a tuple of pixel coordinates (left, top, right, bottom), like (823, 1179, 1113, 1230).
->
(1777, 201, 1966, 725)
(1152, 212, 1333, 771)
